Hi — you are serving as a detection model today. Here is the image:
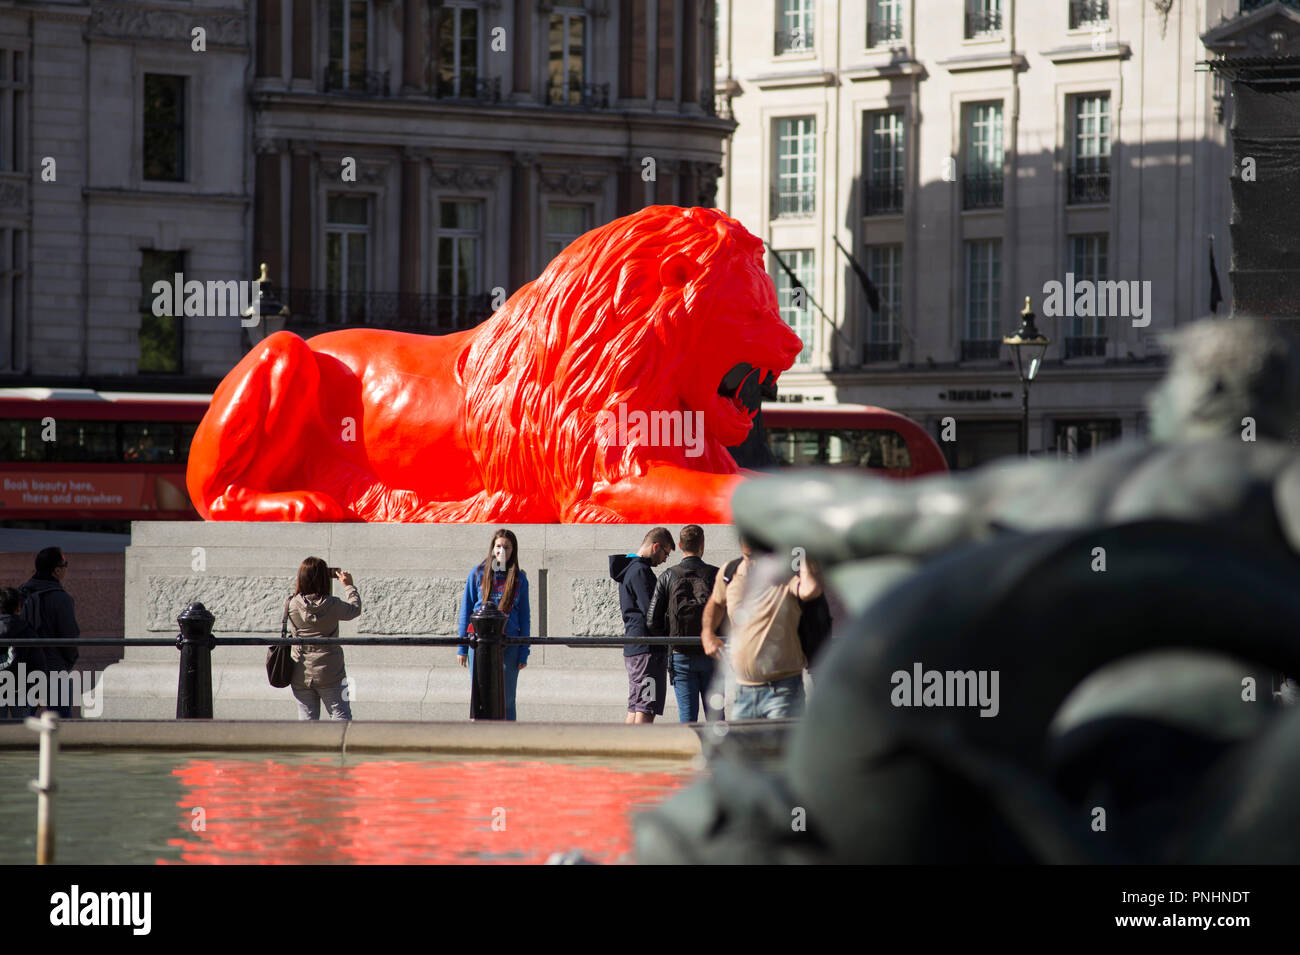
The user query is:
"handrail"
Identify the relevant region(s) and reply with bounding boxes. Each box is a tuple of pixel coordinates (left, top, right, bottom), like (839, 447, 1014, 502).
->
(1, 636, 701, 647)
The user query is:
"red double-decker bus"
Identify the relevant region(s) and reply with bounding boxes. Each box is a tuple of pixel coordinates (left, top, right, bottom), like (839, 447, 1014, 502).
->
(0, 388, 208, 531)
(761, 403, 948, 479)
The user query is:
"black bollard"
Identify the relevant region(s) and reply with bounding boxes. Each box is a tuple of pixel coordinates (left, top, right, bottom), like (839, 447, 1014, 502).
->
(175, 602, 216, 719)
(468, 600, 508, 720)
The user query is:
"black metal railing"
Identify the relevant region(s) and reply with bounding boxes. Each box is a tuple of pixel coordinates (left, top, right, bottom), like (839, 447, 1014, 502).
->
(275, 288, 495, 334)
(864, 177, 904, 215)
(546, 79, 610, 108)
(434, 75, 501, 103)
(1069, 0, 1109, 28)
(963, 170, 1003, 209)
(771, 186, 816, 218)
(774, 28, 814, 54)
(1064, 336, 1107, 358)
(965, 9, 1002, 37)
(961, 338, 1003, 360)
(324, 65, 390, 96)
(864, 341, 901, 363)
(1241, 0, 1296, 12)
(1069, 165, 1110, 203)
(867, 18, 904, 47)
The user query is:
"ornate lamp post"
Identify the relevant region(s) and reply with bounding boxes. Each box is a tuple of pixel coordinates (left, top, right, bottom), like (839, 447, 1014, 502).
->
(1003, 297, 1051, 457)
(242, 262, 290, 343)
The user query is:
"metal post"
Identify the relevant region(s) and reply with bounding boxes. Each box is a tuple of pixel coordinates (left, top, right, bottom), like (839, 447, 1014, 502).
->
(25, 712, 58, 865)
(175, 602, 216, 719)
(1021, 381, 1031, 457)
(469, 600, 508, 720)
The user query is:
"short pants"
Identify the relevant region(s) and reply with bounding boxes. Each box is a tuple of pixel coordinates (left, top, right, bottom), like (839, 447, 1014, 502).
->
(625, 648, 668, 715)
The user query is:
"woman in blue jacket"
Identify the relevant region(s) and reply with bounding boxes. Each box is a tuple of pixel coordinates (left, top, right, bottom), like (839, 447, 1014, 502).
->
(457, 528, 530, 720)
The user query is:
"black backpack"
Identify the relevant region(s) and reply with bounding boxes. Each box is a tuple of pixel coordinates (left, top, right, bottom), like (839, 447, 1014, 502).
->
(667, 567, 712, 640)
(20, 588, 77, 668)
(722, 558, 832, 669)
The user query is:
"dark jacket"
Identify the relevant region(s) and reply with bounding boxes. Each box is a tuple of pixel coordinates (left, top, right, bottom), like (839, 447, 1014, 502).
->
(0, 613, 50, 674)
(609, 553, 657, 657)
(19, 575, 79, 669)
(647, 556, 719, 656)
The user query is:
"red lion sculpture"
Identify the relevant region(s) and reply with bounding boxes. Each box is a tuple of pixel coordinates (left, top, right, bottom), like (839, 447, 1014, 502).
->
(186, 206, 803, 523)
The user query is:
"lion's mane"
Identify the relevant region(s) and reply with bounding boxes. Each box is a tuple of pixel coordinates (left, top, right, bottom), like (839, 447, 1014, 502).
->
(446, 205, 772, 522)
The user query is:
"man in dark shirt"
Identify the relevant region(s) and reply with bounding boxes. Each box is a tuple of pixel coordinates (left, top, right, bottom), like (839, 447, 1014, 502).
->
(609, 527, 674, 724)
(647, 525, 721, 722)
(18, 546, 81, 718)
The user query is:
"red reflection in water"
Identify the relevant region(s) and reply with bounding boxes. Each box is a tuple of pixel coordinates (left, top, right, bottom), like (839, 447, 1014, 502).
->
(161, 758, 689, 865)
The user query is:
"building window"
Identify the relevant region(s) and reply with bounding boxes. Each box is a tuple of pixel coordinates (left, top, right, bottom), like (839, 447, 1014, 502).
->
(436, 200, 482, 324)
(324, 194, 370, 324)
(328, 0, 370, 92)
(963, 101, 1003, 209)
(965, 0, 1002, 37)
(772, 116, 816, 218)
(1069, 0, 1109, 29)
(963, 239, 1001, 358)
(866, 245, 901, 362)
(771, 249, 815, 365)
(0, 227, 24, 371)
(1054, 418, 1120, 459)
(1067, 234, 1108, 355)
(544, 203, 591, 262)
(944, 419, 1020, 470)
(0, 50, 27, 172)
(864, 110, 904, 215)
(435, 4, 479, 98)
(867, 0, 903, 47)
(143, 74, 186, 182)
(1070, 94, 1111, 203)
(139, 250, 184, 373)
(775, 0, 814, 54)
(548, 7, 589, 105)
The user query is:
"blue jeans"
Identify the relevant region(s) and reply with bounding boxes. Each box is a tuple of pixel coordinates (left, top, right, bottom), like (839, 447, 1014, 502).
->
(671, 652, 721, 722)
(292, 681, 353, 720)
(733, 674, 805, 719)
(466, 644, 525, 721)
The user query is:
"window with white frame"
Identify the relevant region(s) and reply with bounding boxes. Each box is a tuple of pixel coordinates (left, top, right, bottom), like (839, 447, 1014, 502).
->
(0, 49, 26, 172)
(328, 0, 370, 92)
(773, 116, 816, 218)
(1069, 234, 1107, 347)
(544, 203, 590, 262)
(965, 0, 1001, 37)
(548, 7, 589, 105)
(436, 200, 482, 323)
(868, 0, 903, 47)
(324, 194, 370, 323)
(963, 101, 1003, 208)
(775, 0, 814, 54)
(865, 110, 904, 215)
(435, 3, 479, 98)
(1070, 94, 1111, 203)
(772, 248, 815, 365)
(867, 246, 901, 350)
(965, 239, 1001, 344)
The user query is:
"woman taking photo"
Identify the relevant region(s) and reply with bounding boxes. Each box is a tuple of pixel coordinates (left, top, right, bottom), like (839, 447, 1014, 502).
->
(457, 529, 530, 720)
(287, 557, 361, 720)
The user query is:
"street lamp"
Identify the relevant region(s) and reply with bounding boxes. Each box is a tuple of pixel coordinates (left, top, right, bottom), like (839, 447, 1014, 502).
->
(242, 262, 290, 344)
(1003, 296, 1051, 457)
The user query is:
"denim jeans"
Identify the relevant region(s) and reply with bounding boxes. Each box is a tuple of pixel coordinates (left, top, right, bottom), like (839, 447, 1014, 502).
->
(466, 643, 525, 721)
(292, 680, 353, 720)
(671, 652, 721, 722)
(733, 674, 805, 719)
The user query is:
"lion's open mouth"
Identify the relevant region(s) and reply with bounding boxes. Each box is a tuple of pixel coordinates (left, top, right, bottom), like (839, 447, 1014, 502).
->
(717, 362, 778, 417)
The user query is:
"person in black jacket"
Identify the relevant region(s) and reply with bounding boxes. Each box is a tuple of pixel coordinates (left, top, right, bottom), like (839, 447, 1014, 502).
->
(0, 586, 49, 719)
(647, 525, 721, 723)
(18, 547, 80, 718)
(609, 527, 674, 724)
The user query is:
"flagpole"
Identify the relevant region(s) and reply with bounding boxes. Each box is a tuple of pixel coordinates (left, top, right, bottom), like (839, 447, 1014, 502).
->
(764, 240, 853, 371)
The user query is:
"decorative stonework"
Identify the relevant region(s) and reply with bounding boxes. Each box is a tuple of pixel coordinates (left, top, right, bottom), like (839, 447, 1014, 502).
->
(570, 578, 623, 637)
(431, 166, 497, 191)
(694, 161, 720, 206)
(538, 168, 605, 196)
(88, 3, 247, 45)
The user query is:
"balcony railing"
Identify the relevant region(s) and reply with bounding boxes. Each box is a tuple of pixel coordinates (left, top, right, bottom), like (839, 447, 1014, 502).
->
(276, 289, 495, 334)
(1069, 162, 1110, 203)
(864, 177, 904, 215)
(1069, 0, 1109, 28)
(434, 75, 501, 104)
(771, 186, 816, 218)
(324, 65, 390, 96)
(867, 19, 904, 47)
(963, 170, 1003, 209)
(863, 341, 901, 363)
(547, 79, 610, 108)
(775, 28, 814, 54)
(1064, 336, 1107, 358)
(965, 9, 1002, 37)
(961, 338, 1003, 361)
(1241, 0, 1296, 12)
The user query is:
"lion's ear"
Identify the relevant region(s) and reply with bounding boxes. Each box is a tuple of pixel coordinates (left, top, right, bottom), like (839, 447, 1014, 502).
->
(659, 254, 698, 289)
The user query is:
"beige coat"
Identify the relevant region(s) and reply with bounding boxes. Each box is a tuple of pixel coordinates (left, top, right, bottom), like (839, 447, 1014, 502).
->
(287, 585, 361, 689)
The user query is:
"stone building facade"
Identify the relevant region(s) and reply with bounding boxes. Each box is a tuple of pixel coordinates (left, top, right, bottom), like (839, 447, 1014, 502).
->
(717, 0, 1238, 464)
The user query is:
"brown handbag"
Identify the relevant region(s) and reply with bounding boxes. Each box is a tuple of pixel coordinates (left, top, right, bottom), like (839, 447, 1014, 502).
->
(267, 598, 294, 688)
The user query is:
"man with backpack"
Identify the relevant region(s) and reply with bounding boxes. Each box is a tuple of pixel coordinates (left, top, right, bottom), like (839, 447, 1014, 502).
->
(647, 525, 720, 723)
(19, 546, 81, 718)
(701, 533, 827, 719)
